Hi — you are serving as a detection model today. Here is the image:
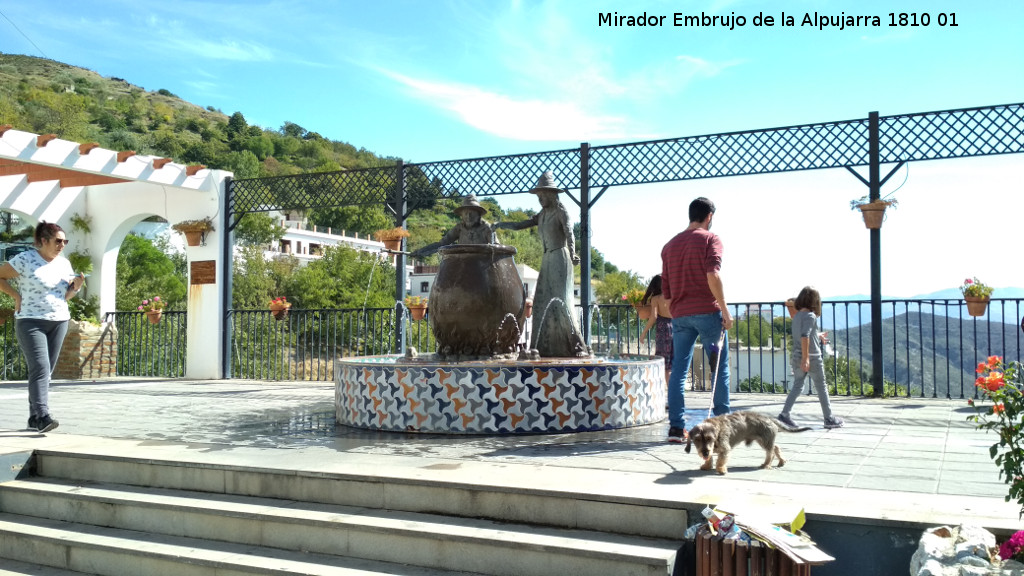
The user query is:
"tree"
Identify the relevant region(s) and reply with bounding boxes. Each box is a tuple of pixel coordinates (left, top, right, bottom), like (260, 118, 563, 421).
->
(224, 150, 261, 179)
(226, 111, 248, 137)
(283, 245, 394, 309)
(233, 213, 287, 247)
(594, 270, 645, 305)
(308, 204, 393, 238)
(232, 245, 300, 308)
(115, 234, 186, 310)
(281, 121, 307, 139)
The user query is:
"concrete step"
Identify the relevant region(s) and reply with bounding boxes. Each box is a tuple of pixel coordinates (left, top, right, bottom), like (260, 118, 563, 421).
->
(0, 478, 678, 576)
(0, 558, 92, 576)
(0, 513, 481, 576)
(30, 449, 687, 540)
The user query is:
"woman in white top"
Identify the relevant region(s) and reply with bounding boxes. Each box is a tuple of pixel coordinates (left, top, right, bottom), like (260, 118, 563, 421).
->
(0, 222, 86, 433)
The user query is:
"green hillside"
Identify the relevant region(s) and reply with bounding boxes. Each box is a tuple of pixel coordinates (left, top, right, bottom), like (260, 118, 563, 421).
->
(0, 52, 642, 299)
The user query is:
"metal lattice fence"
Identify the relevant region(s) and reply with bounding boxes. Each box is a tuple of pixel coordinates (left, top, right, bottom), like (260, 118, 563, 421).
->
(228, 102, 1024, 215)
(879, 103, 1024, 163)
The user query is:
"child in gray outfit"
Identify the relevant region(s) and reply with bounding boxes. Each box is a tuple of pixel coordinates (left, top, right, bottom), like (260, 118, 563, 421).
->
(778, 286, 844, 429)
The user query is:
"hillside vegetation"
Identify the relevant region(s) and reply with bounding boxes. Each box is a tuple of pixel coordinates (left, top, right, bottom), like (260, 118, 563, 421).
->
(0, 53, 644, 308)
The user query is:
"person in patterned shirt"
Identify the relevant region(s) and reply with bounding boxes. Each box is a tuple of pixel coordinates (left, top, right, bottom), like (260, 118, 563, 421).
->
(0, 222, 86, 433)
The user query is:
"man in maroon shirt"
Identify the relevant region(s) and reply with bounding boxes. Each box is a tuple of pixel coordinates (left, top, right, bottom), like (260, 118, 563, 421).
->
(660, 197, 733, 442)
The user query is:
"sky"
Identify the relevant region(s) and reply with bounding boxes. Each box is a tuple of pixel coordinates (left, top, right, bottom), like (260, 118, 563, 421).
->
(1, 0, 1022, 302)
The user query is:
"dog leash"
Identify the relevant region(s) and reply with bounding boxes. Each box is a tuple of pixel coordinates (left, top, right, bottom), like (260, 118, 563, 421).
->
(704, 331, 727, 420)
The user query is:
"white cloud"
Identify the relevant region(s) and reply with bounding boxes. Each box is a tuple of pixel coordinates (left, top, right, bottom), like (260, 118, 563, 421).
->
(380, 71, 630, 141)
(158, 37, 274, 62)
(368, 2, 741, 142)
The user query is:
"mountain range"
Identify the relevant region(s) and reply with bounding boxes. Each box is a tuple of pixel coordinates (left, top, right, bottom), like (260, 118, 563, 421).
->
(831, 309, 1022, 399)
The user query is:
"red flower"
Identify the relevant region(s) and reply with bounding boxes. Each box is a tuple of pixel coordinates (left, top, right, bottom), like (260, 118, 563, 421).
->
(993, 403, 1006, 414)
(988, 355, 1002, 368)
(977, 362, 987, 374)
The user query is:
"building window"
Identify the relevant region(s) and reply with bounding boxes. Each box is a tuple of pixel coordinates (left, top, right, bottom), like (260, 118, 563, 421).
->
(420, 281, 429, 292)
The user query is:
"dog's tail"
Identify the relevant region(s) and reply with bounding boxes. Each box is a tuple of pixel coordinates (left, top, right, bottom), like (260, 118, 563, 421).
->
(774, 418, 813, 433)
(684, 437, 692, 453)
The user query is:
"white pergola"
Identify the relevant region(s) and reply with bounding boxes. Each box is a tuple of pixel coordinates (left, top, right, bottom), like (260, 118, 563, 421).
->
(0, 126, 230, 378)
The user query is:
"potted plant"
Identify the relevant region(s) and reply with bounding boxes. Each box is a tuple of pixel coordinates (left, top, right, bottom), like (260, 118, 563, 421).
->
(172, 217, 215, 246)
(960, 277, 994, 317)
(622, 288, 650, 320)
(374, 227, 411, 252)
(968, 356, 1024, 518)
(404, 295, 428, 321)
(269, 296, 291, 320)
(138, 296, 166, 324)
(850, 196, 897, 230)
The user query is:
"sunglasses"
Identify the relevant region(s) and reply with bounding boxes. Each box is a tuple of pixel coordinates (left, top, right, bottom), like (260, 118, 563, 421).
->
(52, 239, 69, 246)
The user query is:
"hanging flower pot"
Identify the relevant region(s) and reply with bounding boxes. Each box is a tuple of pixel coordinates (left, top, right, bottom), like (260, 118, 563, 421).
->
(172, 218, 215, 247)
(404, 296, 428, 321)
(960, 277, 994, 318)
(964, 296, 989, 318)
(633, 304, 652, 320)
(851, 198, 897, 230)
(374, 227, 410, 252)
(183, 230, 203, 246)
(408, 305, 427, 321)
(138, 296, 166, 324)
(269, 297, 291, 321)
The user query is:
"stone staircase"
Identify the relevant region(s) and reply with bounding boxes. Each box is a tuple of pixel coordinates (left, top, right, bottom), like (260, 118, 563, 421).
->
(0, 449, 686, 575)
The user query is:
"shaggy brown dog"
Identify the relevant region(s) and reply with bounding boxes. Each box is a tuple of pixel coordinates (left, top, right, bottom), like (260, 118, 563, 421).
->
(684, 411, 811, 475)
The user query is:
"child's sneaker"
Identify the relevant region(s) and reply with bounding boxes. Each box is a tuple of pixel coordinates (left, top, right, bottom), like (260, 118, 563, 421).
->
(824, 416, 845, 429)
(777, 413, 797, 428)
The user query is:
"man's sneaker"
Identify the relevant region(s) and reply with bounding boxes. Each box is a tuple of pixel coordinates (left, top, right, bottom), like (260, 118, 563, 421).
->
(777, 413, 797, 428)
(824, 416, 845, 429)
(27, 415, 38, 431)
(36, 414, 59, 433)
(667, 426, 688, 443)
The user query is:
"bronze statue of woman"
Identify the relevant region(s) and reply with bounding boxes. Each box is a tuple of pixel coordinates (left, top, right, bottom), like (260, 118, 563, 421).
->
(495, 171, 589, 358)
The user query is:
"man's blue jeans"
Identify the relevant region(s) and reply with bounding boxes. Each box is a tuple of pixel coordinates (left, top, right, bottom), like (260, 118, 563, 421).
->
(668, 312, 730, 429)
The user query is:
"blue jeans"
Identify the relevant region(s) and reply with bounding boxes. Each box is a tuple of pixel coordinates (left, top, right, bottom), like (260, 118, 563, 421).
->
(15, 318, 68, 418)
(668, 312, 730, 429)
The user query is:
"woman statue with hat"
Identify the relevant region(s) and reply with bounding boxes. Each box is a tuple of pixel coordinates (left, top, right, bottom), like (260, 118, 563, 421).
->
(495, 171, 589, 358)
(410, 194, 496, 259)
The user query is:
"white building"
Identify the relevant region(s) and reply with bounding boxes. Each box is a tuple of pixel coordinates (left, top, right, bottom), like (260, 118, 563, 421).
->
(267, 210, 386, 262)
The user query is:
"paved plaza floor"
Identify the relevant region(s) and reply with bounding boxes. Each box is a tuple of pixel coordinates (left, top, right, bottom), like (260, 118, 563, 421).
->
(0, 377, 1019, 534)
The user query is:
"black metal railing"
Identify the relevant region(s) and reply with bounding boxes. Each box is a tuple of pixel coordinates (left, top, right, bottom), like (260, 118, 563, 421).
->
(104, 310, 188, 377)
(0, 317, 26, 379)
(2, 299, 1019, 399)
(592, 299, 1024, 400)
(228, 307, 437, 381)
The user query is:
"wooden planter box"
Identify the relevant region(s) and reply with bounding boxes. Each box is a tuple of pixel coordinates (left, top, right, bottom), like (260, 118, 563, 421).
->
(692, 525, 813, 576)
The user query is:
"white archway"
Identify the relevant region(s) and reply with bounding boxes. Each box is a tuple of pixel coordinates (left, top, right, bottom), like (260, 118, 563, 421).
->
(0, 126, 230, 378)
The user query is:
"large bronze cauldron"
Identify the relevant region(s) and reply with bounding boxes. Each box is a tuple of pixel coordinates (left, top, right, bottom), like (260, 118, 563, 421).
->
(430, 244, 527, 359)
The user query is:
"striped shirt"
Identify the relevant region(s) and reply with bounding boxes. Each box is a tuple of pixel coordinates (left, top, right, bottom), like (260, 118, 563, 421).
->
(660, 228, 723, 318)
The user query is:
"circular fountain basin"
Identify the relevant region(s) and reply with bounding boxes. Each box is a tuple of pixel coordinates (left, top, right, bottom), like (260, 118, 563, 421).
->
(335, 354, 666, 434)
